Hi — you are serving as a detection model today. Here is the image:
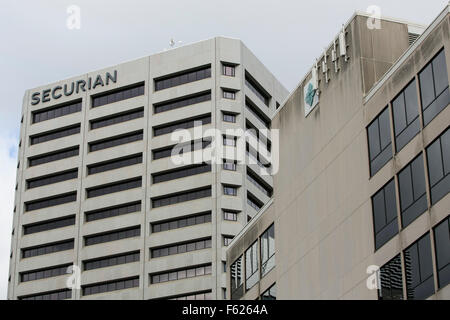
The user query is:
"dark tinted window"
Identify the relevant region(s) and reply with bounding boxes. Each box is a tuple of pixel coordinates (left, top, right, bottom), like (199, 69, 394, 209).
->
(152, 212, 211, 233)
(153, 114, 211, 137)
(151, 238, 211, 258)
(151, 264, 211, 284)
(85, 201, 141, 222)
(378, 255, 403, 300)
(22, 239, 74, 258)
(433, 216, 450, 289)
(23, 215, 75, 235)
(154, 91, 211, 114)
(230, 256, 243, 300)
(92, 83, 144, 108)
(30, 124, 80, 145)
(19, 289, 71, 300)
(84, 226, 140, 246)
(367, 107, 392, 176)
(404, 233, 435, 299)
(152, 186, 211, 208)
(86, 178, 141, 198)
(27, 169, 78, 189)
(246, 98, 270, 128)
(25, 192, 77, 212)
(155, 65, 211, 91)
(392, 80, 420, 152)
(398, 154, 428, 227)
(88, 154, 142, 175)
(84, 251, 140, 271)
(245, 72, 270, 106)
(82, 277, 139, 296)
(29, 146, 79, 167)
(419, 49, 449, 126)
(426, 128, 450, 205)
(89, 131, 143, 152)
(152, 139, 211, 160)
(33, 100, 82, 123)
(152, 163, 211, 184)
(247, 168, 273, 197)
(90, 108, 144, 129)
(261, 284, 276, 300)
(372, 179, 399, 250)
(21, 264, 71, 283)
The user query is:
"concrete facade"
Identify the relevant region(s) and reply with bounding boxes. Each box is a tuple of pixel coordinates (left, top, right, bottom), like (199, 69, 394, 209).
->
(8, 37, 288, 300)
(227, 6, 450, 300)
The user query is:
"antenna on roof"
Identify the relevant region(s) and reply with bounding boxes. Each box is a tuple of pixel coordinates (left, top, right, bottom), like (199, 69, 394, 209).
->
(164, 38, 183, 51)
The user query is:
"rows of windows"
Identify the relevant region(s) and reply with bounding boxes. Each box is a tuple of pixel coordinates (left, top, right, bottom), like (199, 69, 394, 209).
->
(25, 192, 77, 212)
(245, 99, 270, 128)
(92, 83, 145, 108)
(84, 226, 140, 246)
(86, 177, 142, 198)
(83, 251, 140, 271)
(153, 114, 211, 137)
(152, 163, 211, 184)
(23, 215, 75, 235)
(82, 277, 139, 296)
(90, 107, 144, 130)
(167, 290, 212, 300)
(378, 216, 449, 300)
(85, 201, 141, 222)
(22, 239, 74, 258)
(151, 264, 212, 284)
(247, 169, 273, 197)
(27, 169, 78, 189)
(30, 124, 80, 145)
(152, 186, 211, 208)
(151, 238, 212, 258)
(19, 289, 72, 300)
(154, 91, 211, 114)
(89, 130, 143, 152)
(152, 139, 211, 160)
(372, 128, 450, 251)
(151, 211, 211, 233)
(21, 264, 71, 283)
(88, 154, 143, 175)
(28, 146, 79, 167)
(155, 65, 211, 91)
(245, 73, 270, 106)
(367, 48, 449, 177)
(32, 100, 82, 124)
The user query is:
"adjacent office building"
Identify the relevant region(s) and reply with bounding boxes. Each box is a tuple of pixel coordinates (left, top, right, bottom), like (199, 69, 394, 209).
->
(227, 5, 450, 300)
(8, 37, 288, 300)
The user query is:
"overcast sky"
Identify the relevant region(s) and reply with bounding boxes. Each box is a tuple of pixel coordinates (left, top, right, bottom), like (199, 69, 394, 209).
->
(0, 0, 448, 299)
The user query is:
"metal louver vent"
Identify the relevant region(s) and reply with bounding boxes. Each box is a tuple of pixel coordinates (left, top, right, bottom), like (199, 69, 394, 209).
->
(408, 33, 420, 45)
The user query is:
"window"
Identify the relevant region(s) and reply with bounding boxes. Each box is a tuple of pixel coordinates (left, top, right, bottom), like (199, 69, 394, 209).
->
(223, 136, 236, 146)
(260, 224, 275, 276)
(166, 290, 212, 300)
(84, 251, 140, 271)
(246, 98, 270, 128)
(92, 83, 144, 108)
(419, 49, 449, 126)
(223, 210, 238, 221)
(223, 90, 236, 100)
(245, 72, 270, 106)
(392, 79, 420, 152)
(23, 215, 75, 235)
(151, 211, 211, 233)
(27, 169, 78, 189)
(223, 160, 237, 171)
(245, 241, 259, 290)
(247, 192, 263, 212)
(230, 256, 243, 300)
(247, 169, 273, 197)
(82, 277, 139, 296)
(404, 233, 435, 300)
(261, 284, 276, 300)
(152, 163, 211, 184)
(30, 124, 80, 145)
(223, 235, 234, 246)
(32, 99, 82, 123)
(153, 114, 211, 137)
(84, 226, 140, 246)
(88, 154, 143, 175)
(378, 255, 403, 300)
(222, 64, 235, 77)
(433, 216, 450, 289)
(426, 128, 450, 205)
(155, 65, 211, 91)
(85, 201, 141, 222)
(367, 107, 392, 176)
(152, 186, 211, 208)
(398, 153, 427, 227)
(89, 130, 143, 152)
(21, 264, 71, 283)
(28, 146, 79, 167)
(22, 239, 74, 258)
(151, 238, 211, 258)
(372, 179, 399, 250)
(223, 113, 236, 123)
(154, 91, 211, 114)
(86, 177, 142, 198)
(25, 192, 77, 212)
(90, 107, 144, 130)
(19, 289, 71, 301)
(223, 186, 238, 196)
(152, 139, 211, 160)
(151, 264, 211, 284)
